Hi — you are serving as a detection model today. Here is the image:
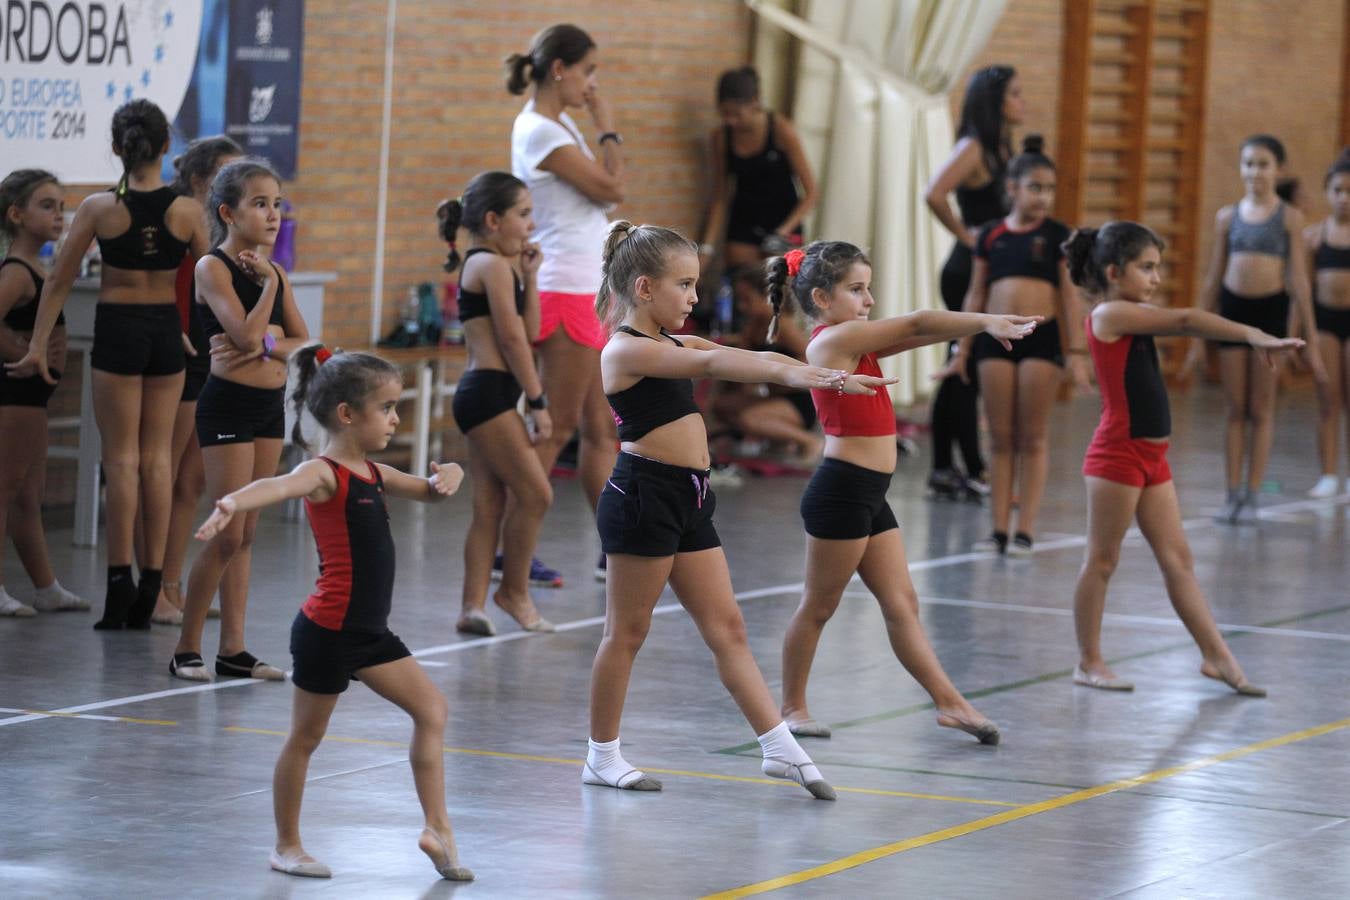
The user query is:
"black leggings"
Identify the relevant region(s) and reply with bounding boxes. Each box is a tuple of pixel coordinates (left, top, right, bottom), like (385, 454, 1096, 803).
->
(930, 242, 984, 477)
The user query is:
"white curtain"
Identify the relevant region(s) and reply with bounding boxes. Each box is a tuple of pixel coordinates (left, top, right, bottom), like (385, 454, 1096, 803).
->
(749, 0, 1007, 405)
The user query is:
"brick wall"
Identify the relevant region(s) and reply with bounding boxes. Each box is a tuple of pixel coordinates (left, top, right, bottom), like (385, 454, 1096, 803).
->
(292, 1, 753, 348)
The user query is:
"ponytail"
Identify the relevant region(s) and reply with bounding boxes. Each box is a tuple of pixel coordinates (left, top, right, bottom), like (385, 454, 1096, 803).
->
(763, 255, 792, 343)
(505, 53, 535, 95)
(1062, 228, 1105, 295)
(437, 198, 463, 271)
(289, 343, 325, 451)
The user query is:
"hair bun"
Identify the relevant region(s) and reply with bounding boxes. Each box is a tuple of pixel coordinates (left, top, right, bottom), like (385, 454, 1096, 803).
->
(1021, 133, 1044, 155)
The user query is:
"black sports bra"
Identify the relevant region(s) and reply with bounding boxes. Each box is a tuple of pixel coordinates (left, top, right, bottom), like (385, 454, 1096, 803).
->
(457, 248, 526, 321)
(96, 187, 192, 271)
(1315, 223, 1350, 271)
(1, 257, 64, 330)
(605, 325, 701, 442)
(196, 249, 286, 340)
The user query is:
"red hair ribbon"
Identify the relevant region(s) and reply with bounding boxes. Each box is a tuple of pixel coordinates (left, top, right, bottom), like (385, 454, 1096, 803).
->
(784, 248, 805, 277)
(315, 347, 333, 365)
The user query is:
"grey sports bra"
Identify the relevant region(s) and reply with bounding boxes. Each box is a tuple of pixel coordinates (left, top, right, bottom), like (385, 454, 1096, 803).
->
(1227, 202, 1288, 259)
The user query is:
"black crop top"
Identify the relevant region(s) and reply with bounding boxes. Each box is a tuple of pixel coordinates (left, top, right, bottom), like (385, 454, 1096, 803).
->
(96, 187, 192, 271)
(2, 257, 64, 331)
(196, 249, 286, 340)
(606, 326, 701, 442)
(975, 217, 1071, 287)
(457, 248, 526, 321)
(954, 178, 1006, 229)
(1314, 224, 1350, 272)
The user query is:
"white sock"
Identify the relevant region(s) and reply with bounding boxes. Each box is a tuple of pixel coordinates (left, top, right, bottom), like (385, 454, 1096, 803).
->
(32, 580, 89, 612)
(0, 586, 36, 617)
(757, 721, 824, 785)
(583, 737, 650, 788)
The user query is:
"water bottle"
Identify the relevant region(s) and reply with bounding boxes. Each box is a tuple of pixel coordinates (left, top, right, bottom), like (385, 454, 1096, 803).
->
(442, 282, 464, 345)
(38, 240, 55, 272)
(403, 286, 421, 343)
(417, 282, 442, 345)
(712, 276, 734, 340)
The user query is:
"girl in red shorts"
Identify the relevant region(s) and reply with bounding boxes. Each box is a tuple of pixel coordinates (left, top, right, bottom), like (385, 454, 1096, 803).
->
(1063, 222, 1302, 695)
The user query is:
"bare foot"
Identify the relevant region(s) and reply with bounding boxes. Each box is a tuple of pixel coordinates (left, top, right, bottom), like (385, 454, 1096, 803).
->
(493, 589, 554, 633)
(419, 826, 474, 881)
(1200, 658, 1267, 697)
(936, 706, 1000, 745)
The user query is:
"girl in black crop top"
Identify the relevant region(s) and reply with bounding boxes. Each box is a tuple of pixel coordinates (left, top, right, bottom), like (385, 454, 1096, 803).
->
(583, 220, 890, 800)
(437, 172, 557, 637)
(1306, 155, 1350, 498)
(7, 100, 212, 631)
(0, 168, 88, 617)
(698, 67, 818, 271)
(174, 158, 309, 677)
(946, 137, 1089, 557)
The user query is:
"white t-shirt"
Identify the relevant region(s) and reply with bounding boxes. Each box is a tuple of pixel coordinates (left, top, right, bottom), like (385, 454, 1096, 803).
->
(511, 100, 611, 294)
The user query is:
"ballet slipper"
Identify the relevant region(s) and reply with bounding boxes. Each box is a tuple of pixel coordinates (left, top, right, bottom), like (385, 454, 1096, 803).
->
(1201, 660, 1267, 697)
(1073, 665, 1135, 692)
(419, 827, 474, 881)
(269, 849, 331, 878)
(937, 711, 1001, 745)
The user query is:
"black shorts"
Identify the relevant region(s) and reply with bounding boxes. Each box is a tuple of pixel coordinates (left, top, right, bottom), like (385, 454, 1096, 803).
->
(181, 365, 208, 403)
(195, 376, 285, 447)
(800, 457, 898, 540)
(973, 318, 1063, 367)
(597, 452, 720, 557)
(289, 611, 411, 695)
(1315, 300, 1350, 342)
(1217, 287, 1289, 347)
(452, 368, 522, 433)
(0, 368, 60, 407)
(786, 391, 818, 430)
(91, 303, 185, 376)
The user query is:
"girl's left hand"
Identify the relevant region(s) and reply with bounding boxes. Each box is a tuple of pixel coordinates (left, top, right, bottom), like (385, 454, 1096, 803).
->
(196, 497, 237, 541)
(984, 314, 1042, 350)
(520, 241, 543, 277)
(429, 461, 464, 496)
(842, 373, 899, 395)
(1067, 354, 1093, 391)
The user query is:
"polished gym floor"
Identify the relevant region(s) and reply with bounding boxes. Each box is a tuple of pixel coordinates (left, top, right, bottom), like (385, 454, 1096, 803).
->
(2, 385, 1348, 898)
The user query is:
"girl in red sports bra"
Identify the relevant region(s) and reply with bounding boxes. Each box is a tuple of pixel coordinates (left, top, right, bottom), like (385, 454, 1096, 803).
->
(194, 348, 473, 882)
(1063, 222, 1300, 695)
(765, 241, 1039, 744)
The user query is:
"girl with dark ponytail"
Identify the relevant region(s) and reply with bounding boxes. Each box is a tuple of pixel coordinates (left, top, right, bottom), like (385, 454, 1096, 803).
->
(923, 65, 1024, 500)
(7, 99, 211, 630)
(586, 221, 892, 800)
(509, 23, 625, 585)
(944, 135, 1090, 557)
(194, 347, 473, 882)
(437, 172, 555, 636)
(766, 240, 1037, 744)
(1183, 135, 1326, 523)
(1303, 150, 1350, 498)
(1062, 222, 1299, 695)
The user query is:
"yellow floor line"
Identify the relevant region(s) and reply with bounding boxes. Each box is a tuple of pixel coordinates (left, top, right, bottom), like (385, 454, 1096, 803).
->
(701, 717, 1350, 899)
(0, 707, 176, 726)
(223, 726, 1012, 807)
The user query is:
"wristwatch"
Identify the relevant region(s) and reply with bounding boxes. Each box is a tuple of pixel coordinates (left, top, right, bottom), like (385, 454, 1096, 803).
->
(526, 393, 548, 410)
(598, 131, 623, 146)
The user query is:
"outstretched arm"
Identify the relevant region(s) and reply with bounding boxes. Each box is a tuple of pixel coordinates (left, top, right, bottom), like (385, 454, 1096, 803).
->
(377, 460, 464, 503)
(1094, 300, 1305, 357)
(195, 459, 335, 540)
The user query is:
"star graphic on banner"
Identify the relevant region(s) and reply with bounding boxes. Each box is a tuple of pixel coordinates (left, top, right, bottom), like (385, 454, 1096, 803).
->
(124, 85, 134, 101)
(155, 45, 164, 63)
(164, 10, 173, 27)
(106, 81, 116, 99)
(141, 69, 151, 87)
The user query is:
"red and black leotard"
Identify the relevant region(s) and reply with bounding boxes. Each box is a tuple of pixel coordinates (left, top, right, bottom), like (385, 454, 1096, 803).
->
(1082, 315, 1173, 487)
(301, 457, 396, 632)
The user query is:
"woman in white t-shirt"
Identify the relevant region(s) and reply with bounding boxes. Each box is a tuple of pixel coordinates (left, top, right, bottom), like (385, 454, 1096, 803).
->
(508, 24, 626, 582)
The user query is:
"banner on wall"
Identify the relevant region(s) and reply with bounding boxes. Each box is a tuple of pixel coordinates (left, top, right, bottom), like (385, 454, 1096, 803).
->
(1, 1, 304, 183)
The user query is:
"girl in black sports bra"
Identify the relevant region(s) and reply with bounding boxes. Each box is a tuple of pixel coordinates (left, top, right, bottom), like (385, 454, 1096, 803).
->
(1306, 151, 1350, 498)
(436, 172, 555, 637)
(583, 220, 890, 800)
(697, 67, 817, 271)
(170, 158, 309, 683)
(8, 100, 210, 630)
(0, 168, 88, 618)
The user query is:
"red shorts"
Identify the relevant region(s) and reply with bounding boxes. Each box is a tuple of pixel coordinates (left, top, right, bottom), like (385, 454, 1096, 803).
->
(537, 291, 606, 351)
(1083, 437, 1172, 488)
